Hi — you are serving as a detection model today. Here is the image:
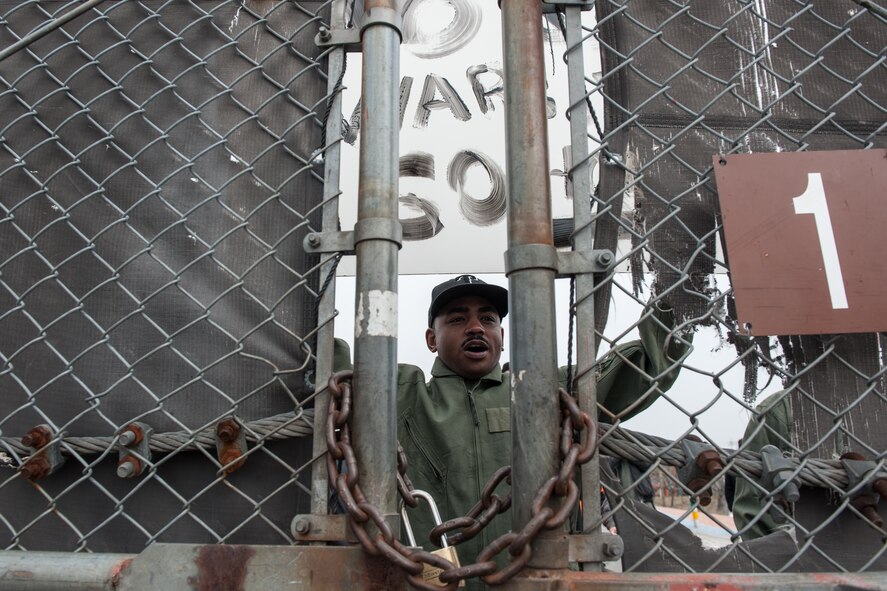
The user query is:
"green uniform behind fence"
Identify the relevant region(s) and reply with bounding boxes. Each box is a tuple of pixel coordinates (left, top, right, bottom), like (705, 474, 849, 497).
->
(336, 301, 689, 590)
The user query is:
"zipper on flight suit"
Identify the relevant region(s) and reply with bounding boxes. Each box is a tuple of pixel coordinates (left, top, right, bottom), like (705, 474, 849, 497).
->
(465, 380, 484, 550)
(467, 392, 480, 426)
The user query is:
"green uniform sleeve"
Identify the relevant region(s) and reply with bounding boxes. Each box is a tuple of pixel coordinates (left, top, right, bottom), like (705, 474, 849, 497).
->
(732, 391, 793, 540)
(590, 302, 691, 422)
(333, 338, 353, 372)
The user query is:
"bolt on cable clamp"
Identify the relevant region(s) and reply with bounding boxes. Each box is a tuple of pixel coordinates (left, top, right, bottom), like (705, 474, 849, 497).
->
(215, 417, 248, 475)
(678, 436, 724, 507)
(758, 444, 800, 520)
(19, 424, 65, 480)
(840, 452, 886, 528)
(116, 422, 153, 478)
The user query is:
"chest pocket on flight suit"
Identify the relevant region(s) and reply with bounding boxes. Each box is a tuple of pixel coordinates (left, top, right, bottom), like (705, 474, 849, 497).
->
(485, 407, 510, 433)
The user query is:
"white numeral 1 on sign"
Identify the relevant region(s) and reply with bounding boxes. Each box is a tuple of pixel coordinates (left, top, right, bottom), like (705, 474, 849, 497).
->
(792, 172, 848, 309)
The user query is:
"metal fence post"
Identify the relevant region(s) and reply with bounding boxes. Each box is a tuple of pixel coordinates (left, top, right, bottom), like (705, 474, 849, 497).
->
(352, 0, 403, 518)
(310, 0, 347, 516)
(562, 4, 603, 568)
(501, 0, 563, 566)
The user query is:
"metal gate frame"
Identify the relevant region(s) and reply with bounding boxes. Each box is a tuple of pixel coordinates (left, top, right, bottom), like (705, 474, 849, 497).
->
(2, 0, 887, 589)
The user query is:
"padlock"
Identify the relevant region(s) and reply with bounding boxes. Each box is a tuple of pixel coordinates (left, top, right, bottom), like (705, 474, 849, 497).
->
(401, 489, 464, 588)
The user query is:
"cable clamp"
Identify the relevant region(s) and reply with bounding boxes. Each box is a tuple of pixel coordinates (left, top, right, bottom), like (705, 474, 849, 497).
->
(556, 250, 615, 276)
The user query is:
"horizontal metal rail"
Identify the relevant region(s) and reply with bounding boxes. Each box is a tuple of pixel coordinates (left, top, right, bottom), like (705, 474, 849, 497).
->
(1, 546, 886, 591)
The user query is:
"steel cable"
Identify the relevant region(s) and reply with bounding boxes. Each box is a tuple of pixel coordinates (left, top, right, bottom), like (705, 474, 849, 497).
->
(1, 413, 856, 490)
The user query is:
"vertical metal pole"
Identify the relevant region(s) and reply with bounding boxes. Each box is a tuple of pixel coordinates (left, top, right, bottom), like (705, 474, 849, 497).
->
(501, 0, 563, 566)
(563, 5, 603, 568)
(311, 1, 347, 516)
(352, 0, 402, 517)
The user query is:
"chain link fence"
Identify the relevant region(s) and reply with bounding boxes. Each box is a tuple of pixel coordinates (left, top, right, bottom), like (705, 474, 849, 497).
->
(0, 0, 334, 552)
(555, 0, 887, 574)
(1, 0, 887, 586)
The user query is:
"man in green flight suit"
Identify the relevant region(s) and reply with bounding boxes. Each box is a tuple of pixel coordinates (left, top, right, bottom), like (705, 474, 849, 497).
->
(396, 274, 689, 589)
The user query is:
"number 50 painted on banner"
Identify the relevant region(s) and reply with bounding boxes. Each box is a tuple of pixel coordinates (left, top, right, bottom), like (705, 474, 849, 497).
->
(793, 172, 848, 310)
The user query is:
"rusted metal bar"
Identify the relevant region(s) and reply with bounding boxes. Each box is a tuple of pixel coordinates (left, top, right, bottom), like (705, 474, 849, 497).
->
(352, 0, 403, 520)
(0, 544, 408, 590)
(507, 570, 887, 590)
(0, 551, 134, 591)
(4, 546, 886, 590)
(500, 0, 563, 568)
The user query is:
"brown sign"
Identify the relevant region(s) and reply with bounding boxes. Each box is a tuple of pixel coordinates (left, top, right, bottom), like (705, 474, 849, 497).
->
(715, 149, 887, 336)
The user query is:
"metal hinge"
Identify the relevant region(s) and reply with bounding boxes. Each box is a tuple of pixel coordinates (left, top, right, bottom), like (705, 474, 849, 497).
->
(315, 26, 361, 53)
(315, 7, 403, 51)
(304, 231, 355, 256)
(542, 0, 594, 13)
(557, 249, 615, 276)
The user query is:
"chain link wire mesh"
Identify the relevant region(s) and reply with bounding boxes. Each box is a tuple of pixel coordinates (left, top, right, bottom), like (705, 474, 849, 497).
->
(0, 0, 335, 552)
(554, 0, 887, 574)
(2, 0, 887, 585)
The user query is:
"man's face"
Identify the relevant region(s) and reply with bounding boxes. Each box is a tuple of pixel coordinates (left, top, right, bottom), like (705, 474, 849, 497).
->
(425, 295, 504, 380)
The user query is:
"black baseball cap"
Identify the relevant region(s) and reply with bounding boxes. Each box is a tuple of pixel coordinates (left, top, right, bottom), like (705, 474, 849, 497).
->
(427, 275, 508, 326)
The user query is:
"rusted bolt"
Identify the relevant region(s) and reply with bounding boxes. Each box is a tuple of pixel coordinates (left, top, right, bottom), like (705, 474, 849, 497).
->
(603, 538, 623, 559)
(119, 424, 143, 447)
(317, 26, 331, 42)
(696, 449, 724, 478)
(685, 478, 713, 506)
(293, 518, 312, 535)
(117, 455, 141, 478)
(863, 505, 884, 528)
(220, 448, 243, 474)
(20, 457, 51, 480)
(873, 478, 887, 500)
(21, 426, 51, 450)
(217, 419, 240, 444)
(850, 495, 883, 528)
(694, 490, 712, 507)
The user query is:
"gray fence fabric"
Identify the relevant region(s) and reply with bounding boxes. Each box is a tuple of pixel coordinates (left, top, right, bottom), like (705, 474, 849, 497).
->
(577, 0, 887, 572)
(0, 0, 329, 551)
(1, 0, 887, 582)
(594, 0, 886, 327)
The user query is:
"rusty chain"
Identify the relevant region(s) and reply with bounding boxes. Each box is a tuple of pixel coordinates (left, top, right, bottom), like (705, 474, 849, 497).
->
(327, 371, 597, 588)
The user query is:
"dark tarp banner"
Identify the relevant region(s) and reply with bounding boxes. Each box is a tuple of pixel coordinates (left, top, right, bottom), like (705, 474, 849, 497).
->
(595, 0, 886, 570)
(0, 0, 328, 550)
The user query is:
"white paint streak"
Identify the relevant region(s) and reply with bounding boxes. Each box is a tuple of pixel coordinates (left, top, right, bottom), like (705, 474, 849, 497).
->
(619, 148, 640, 234)
(403, 0, 482, 59)
(749, 1, 780, 109)
(355, 290, 398, 338)
(510, 370, 526, 404)
(229, 5, 242, 34)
